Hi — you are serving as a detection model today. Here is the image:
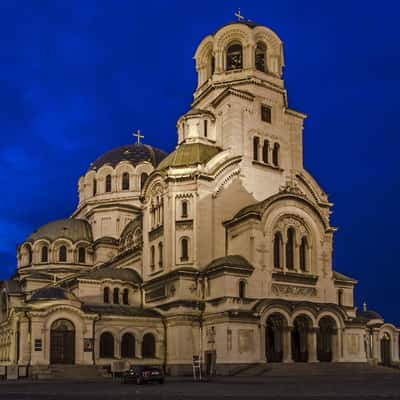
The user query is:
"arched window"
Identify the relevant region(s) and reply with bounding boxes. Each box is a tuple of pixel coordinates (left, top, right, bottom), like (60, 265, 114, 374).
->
(204, 119, 208, 138)
(239, 280, 246, 299)
(122, 172, 130, 190)
(181, 201, 188, 218)
(122, 288, 129, 305)
(78, 247, 86, 263)
(273, 232, 282, 269)
(100, 332, 114, 358)
(121, 333, 135, 358)
(142, 333, 156, 358)
(140, 173, 148, 190)
(226, 43, 243, 70)
(181, 238, 189, 262)
(103, 287, 110, 304)
(41, 246, 48, 263)
(150, 246, 155, 269)
(286, 227, 295, 270)
(210, 55, 215, 75)
(113, 288, 119, 304)
(59, 246, 67, 262)
(105, 174, 112, 192)
(253, 137, 260, 161)
(262, 140, 269, 163)
(299, 237, 308, 272)
(272, 143, 280, 166)
(93, 178, 97, 196)
(255, 42, 267, 72)
(158, 242, 163, 268)
(27, 245, 33, 265)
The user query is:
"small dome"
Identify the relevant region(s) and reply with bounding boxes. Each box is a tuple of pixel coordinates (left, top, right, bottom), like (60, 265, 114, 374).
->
(30, 287, 78, 302)
(356, 309, 383, 321)
(213, 20, 260, 34)
(157, 143, 221, 170)
(27, 219, 92, 243)
(89, 143, 168, 171)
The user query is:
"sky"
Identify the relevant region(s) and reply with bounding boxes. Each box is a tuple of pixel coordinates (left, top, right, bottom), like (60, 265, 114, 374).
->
(0, 1, 399, 325)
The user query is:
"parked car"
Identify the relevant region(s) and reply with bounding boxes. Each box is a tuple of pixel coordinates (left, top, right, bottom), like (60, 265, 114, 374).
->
(123, 365, 164, 384)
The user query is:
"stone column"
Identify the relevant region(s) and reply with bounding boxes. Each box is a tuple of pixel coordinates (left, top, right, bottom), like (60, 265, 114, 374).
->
(135, 339, 142, 359)
(308, 328, 318, 362)
(332, 329, 340, 362)
(18, 316, 31, 365)
(283, 326, 293, 363)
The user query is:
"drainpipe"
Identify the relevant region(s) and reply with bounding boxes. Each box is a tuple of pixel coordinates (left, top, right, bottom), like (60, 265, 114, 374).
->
(162, 318, 167, 374)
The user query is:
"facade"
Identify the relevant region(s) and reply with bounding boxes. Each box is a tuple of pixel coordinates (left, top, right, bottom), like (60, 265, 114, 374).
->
(1, 20, 399, 377)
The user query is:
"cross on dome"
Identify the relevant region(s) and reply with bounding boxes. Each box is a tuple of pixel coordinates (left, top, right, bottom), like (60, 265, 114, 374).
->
(133, 129, 144, 144)
(234, 8, 245, 21)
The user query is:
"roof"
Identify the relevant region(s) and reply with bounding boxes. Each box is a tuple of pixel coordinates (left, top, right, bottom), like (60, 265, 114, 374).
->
(80, 267, 142, 284)
(356, 309, 384, 321)
(27, 219, 92, 243)
(89, 143, 168, 171)
(333, 271, 357, 283)
(203, 255, 254, 273)
(183, 108, 215, 119)
(30, 287, 78, 302)
(157, 143, 221, 170)
(213, 20, 261, 34)
(82, 303, 161, 318)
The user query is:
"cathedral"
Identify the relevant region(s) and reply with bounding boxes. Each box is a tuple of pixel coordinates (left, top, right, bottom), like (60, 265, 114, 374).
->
(0, 19, 399, 378)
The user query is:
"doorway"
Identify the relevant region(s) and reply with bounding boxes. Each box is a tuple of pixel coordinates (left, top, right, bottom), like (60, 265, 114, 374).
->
(380, 333, 391, 366)
(50, 319, 75, 364)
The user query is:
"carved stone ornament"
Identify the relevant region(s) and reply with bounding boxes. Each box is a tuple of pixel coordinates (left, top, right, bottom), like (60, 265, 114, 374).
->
(271, 283, 317, 298)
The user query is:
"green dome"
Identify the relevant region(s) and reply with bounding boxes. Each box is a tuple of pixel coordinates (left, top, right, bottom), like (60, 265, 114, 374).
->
(157, 143, 221, 170)
(27, 219, 92, 243)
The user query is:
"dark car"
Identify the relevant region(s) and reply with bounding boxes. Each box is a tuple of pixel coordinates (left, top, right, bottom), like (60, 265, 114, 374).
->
(123, 365, 164, 384)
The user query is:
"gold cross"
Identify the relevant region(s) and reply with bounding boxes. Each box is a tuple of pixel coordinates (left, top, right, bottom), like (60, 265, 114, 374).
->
(235, 8, 245, 21)
(133, 129, 144, 144)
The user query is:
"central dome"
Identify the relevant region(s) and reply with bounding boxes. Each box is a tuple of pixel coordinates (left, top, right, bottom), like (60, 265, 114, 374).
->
(89, 143, 168, 171)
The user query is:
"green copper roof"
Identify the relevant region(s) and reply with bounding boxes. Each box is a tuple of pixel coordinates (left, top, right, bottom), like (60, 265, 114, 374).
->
(157, 143, 221, 170)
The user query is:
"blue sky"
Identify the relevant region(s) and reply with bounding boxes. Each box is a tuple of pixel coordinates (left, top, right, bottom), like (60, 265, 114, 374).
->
(0, 1, 399, 325)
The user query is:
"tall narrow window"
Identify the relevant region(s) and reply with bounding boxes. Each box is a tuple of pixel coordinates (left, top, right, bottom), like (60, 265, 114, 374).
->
(103, 287, 110, 304)
(113, 288, 119, 304)
(338, 289, 343, 306)
(272, 143, 280, 166)
(150, 246, 155, 269)
(261, 105, 272, 123)
(299, 237, 308, 272)
(122, 288, 129, 305)
(158, 242, 163, 268)
(211, 55, 215, 75)
(140, 173, 148, 190)
(93, 179, 97, 196)
(273, 232, 282, 269)
(253, 137, 260, 161)
(239, 280, 246, 299)
(58, 246, 67, 262)
(181, 201, 188, 218)
(255, 42, 267, 72)
(262, 140, 269, 163)
(41, 246, 48, 263)
(122, 172, 130, 190)
(286, 227, 295, 270)
(28, 246, 33, 264)
(181, 238, 189, 261)
(78, 247, 86, 263)
(226, 43, 243, 70)
(105, 174, 112, 192)
(204, 120, 208, 138)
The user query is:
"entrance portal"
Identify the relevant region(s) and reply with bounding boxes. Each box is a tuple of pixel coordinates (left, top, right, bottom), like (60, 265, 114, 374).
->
(50, 319, 75, 364)
(292, 315, 310, 362)
(380, 333, 391, 366)
(265, 314, 285, 362)
(317, 316, 336, 362)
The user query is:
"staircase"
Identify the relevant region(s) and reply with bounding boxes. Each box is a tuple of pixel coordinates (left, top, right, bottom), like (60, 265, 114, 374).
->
(31, 365, 111, 381)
